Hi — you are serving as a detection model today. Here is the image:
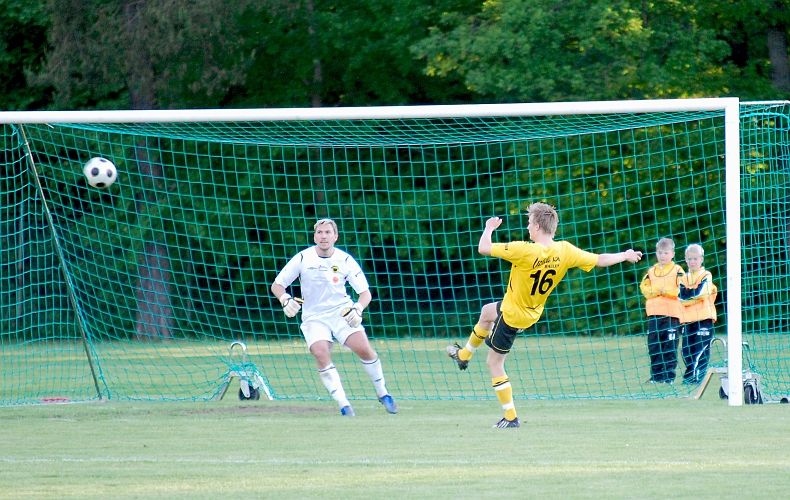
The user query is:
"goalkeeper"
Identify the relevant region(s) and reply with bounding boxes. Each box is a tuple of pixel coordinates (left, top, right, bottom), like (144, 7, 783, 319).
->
(446, 203, 643, 428)
(271, 218, 398, 416)
(678, 244, 718, 384)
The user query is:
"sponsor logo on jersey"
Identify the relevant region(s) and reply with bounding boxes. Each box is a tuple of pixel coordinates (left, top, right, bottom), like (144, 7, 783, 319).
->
(307, 265, 330, 272)
(532, 256, 561, 268)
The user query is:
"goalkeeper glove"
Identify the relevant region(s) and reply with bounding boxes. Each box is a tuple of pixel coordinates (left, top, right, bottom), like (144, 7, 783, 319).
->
(341, 303, 364, 328)
(279, 293, 302, 318)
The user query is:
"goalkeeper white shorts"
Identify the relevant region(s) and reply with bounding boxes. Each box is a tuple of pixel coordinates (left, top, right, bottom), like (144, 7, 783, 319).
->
(301, 310, 366, 348)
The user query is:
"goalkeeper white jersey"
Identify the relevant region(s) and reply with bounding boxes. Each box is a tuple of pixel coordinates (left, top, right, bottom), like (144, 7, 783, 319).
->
(274, 247, 369, 320)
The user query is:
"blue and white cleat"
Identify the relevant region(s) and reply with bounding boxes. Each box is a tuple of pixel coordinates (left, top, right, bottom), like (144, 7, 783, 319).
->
(492, 417, 520, 428)
(379, 394, 399, 414)
(340, 405, 356, 417)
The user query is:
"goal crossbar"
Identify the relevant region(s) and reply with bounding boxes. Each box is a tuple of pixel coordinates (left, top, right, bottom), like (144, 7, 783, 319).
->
(0, 97, 739, 123)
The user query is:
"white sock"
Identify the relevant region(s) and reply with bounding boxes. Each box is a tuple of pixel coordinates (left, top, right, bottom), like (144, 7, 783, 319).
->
(318, 364, 349, 408)
(361, 357, 388, 398)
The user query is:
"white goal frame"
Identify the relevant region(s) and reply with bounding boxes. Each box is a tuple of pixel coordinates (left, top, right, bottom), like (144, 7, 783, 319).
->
(0, 97, 744, 405)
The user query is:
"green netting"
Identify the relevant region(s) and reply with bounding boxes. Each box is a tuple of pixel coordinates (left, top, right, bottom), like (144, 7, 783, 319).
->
(740, 103, 790, 398)
(1, 103, 788, 405)
(73, 111, 723, 145)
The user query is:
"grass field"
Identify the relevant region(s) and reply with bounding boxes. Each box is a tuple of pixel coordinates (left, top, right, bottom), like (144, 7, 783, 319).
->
(2, 395, 789, 499)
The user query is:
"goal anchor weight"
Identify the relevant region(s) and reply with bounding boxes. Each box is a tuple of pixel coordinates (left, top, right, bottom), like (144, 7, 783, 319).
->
(689, 338, 764, 404)
(216, 341, 274, 401)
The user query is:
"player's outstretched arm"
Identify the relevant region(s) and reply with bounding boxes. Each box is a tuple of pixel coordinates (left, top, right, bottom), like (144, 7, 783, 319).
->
(596, 249, 643, 267)
(478, 217, 503, 256)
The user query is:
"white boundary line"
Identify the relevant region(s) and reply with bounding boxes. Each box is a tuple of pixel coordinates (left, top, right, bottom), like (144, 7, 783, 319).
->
(3, 457, 788, 466)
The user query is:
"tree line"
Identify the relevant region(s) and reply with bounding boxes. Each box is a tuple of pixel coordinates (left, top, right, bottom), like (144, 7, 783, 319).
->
(1, 1, 787, 341)
(1, 0, 789, 112)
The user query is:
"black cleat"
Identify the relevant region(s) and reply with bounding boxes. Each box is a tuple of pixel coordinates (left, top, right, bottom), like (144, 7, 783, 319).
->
(445, 343, 468, 371)
(493, 417, 520, 428)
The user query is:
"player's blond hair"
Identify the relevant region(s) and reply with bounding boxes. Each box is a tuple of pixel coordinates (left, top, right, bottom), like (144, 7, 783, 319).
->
(656, 237, 675, 252)
(528, 202, 558, 235)
(314, 218, 338, 234)
(685, 244, 704, 258)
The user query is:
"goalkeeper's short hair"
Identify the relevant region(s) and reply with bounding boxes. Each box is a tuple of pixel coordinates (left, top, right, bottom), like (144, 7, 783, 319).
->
(314, 218, 338, 234)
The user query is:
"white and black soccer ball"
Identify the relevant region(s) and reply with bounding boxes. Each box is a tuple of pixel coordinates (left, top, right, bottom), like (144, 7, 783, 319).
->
(83, 157, 117, 189)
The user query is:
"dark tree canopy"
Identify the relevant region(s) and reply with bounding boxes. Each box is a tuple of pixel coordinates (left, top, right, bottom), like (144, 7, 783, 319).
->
(2, 0, 787, 112)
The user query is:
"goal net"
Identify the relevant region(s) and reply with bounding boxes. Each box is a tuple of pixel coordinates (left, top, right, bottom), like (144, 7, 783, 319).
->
(1, 99, 787, 406)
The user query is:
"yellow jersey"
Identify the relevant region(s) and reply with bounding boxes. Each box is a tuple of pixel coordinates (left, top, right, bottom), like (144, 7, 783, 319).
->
(678, 267, 717, 323)
(490, 240, 599, 329)
(639, 262, 684, 318)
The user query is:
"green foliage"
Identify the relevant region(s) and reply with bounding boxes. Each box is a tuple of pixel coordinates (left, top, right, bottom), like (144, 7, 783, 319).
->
(8, 110, 739, 343)
(0, 0, 51, 110)
(7, 105, 790, 346)
(223, 0, 478, 108)
(3, 0, 789, 111)
(32, 0, 257, 109)
(695, 0, 790, 99)
(413, 0, 732, 102)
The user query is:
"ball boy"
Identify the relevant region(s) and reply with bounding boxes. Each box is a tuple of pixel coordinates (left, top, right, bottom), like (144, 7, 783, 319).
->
(679, 244, 718, 384)
(639, 238, 684, 383)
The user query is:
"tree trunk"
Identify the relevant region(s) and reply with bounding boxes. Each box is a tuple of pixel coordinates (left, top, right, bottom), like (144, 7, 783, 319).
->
(302, 1, 327, 216)
(134, 237, 174, 340)
(310, 152, 328, 219)
(15, 199, 27, 325)
(132, 142, 174, 340)
(767, 26, 790, 93)
(305, 0, 323, 107)
(124, 0, 174, 339)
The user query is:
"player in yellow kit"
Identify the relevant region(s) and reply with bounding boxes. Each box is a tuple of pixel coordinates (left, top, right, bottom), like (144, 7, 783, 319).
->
(446, 203, 643, 428)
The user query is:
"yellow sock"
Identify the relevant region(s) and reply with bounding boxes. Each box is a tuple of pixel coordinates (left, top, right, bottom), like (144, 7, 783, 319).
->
(458, 325, 489, 361)
(492, 375, 517, 421)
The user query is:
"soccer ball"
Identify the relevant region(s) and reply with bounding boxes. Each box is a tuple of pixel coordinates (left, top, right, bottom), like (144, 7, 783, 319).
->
(83, 157, 117, 189)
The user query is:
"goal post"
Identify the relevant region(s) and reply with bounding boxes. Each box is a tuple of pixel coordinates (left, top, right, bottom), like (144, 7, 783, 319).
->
(723, 101, 742, 405)
(2, 97, 786, 407)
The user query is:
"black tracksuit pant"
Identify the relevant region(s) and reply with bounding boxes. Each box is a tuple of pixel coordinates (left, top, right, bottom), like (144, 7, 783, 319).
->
(647, 316, 680, 382)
